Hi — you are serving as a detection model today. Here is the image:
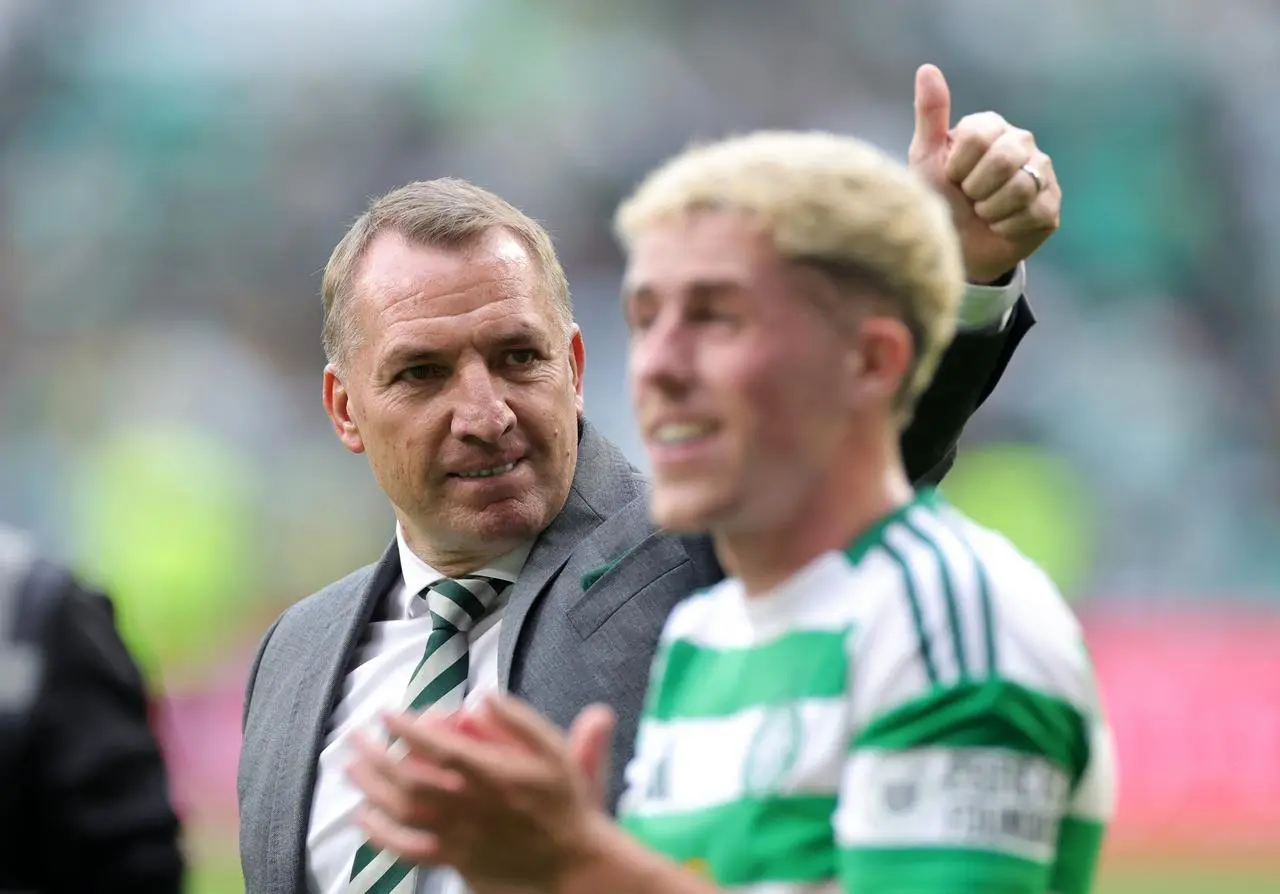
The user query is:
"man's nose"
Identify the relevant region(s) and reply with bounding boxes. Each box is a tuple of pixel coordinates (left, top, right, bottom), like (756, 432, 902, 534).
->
(630, 316, 695, 396)
(450, 363, 516, 443)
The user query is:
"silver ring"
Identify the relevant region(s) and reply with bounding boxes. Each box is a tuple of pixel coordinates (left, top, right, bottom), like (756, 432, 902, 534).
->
(1020, 163, 1045, 194)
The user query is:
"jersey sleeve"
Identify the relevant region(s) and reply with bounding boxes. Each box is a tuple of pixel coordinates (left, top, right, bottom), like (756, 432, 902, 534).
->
(1049, 712, 1116, 894)
(833, 514, 1116, 894)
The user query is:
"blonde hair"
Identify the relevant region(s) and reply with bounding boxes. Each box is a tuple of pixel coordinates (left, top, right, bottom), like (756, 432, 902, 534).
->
(322, 178, 572, 369)
(614, 130, 964, 418)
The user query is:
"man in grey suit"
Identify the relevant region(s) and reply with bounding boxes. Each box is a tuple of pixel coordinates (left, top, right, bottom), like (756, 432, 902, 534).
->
(239, 72, 1055, 893)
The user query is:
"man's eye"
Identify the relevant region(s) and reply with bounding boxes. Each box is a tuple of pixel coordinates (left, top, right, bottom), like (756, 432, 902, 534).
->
(690, 305, 735, 326)
(506, 349, 537, 366)
(402, 365, 445, 381)
(626, 313, 654, 334)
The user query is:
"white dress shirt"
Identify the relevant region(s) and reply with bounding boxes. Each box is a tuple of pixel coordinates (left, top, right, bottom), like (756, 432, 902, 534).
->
(306, 527, 533, 894)
(302, 265, 1022, 894)
(958, 262, 1025, 331)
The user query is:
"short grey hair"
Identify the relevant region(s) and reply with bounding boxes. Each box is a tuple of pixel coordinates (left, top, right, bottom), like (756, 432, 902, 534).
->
(321, 177, 572, 369)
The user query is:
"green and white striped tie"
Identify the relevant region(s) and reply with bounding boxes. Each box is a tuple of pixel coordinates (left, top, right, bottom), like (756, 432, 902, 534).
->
(346, 575, 508, 894)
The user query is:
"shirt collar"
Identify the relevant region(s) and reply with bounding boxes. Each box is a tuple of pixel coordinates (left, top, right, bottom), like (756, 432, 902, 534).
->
(394, 524, 535, 617)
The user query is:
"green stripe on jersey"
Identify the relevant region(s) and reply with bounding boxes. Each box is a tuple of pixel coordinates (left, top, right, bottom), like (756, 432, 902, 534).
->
(646, 630, 850, 722)
(970, 529, 999, 675)
(881, 540, 939, 685)
(621, 794, 837, 885)
(853, 679, 1091, 785)
(842, 488, 939, 567)
(840, 846, 1049, 893)
(1051, 816, 1107, 894)
(901, 515, 970, 679)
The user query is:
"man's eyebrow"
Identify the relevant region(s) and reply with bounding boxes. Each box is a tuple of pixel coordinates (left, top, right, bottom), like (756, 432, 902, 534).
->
(622, 278, 744, 305)
(487, 325, 547, 348)
(379, 345, 447, 370)
(379, 325, 549, 368)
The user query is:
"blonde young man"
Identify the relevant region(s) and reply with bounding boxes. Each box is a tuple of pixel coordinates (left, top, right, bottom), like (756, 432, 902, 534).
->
(345, 70, 1112, 894)
(604, 130, 1115, 893)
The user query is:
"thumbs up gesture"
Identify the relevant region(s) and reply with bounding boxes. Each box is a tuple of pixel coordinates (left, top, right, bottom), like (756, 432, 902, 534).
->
(908, 64, 1060, 284)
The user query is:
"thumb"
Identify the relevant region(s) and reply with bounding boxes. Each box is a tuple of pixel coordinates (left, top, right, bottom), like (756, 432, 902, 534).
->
(911, 63, 951, 155)
(569, 703, 616, 808)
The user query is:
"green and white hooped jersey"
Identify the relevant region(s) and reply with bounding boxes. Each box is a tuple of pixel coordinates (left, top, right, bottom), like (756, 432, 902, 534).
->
(618, 489, 1116, 894)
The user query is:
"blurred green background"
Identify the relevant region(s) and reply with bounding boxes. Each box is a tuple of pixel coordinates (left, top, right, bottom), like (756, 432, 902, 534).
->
(1, 0, 1277, 891)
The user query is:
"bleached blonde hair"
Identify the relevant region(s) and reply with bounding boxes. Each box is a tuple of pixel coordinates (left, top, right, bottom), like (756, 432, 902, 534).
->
(614, 130, 964, 421)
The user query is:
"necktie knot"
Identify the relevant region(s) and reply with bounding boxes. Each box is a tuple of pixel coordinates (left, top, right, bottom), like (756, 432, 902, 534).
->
(422, 575, 506, 633)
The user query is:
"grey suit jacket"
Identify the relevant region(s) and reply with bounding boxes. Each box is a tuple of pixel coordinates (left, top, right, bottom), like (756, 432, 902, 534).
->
(238, 300, 1033, 893)
(238, 421, 721, 894)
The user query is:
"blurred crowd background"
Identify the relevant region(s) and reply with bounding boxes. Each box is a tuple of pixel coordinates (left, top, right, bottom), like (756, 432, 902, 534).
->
(1, 1, 1277, 891)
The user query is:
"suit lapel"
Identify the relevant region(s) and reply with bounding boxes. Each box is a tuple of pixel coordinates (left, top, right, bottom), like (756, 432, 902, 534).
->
(274, 543, 400, 894)
(498, 421, 642, 689)
(497, 490, 596, 689)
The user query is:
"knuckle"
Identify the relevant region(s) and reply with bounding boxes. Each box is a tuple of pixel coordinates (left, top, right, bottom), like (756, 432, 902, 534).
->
(974, 201, 1000, 223)
(989, 145, 1024, 178)
(1014, 174, 1040, 202)
(961, 110, 1004, 130)
(975, 111, 1008, 138)
(961, 177, 987, 200)
(955, 112, 1002, 147)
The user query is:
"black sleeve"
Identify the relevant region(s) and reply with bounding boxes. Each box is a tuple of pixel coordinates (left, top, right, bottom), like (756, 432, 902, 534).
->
(27, 566, 184, 894)
(901, 296, 1035, 487)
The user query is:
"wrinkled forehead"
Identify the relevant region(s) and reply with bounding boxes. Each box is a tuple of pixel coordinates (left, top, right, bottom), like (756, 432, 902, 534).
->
(355, 227, 525, 295)
(353, 229, 556, 328)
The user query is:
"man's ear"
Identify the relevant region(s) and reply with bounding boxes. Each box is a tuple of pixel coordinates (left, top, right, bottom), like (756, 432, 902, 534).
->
(569, 325, 586, 417)
(323, 365, 366, 454)
(844, 316, 914, 412)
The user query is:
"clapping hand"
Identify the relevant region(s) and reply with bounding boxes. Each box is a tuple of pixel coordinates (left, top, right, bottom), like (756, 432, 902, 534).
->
(347, 696, 616, 890)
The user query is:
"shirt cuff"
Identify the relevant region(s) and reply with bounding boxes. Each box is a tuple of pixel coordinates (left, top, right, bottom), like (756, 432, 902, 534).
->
(957, 262, 1025, 331)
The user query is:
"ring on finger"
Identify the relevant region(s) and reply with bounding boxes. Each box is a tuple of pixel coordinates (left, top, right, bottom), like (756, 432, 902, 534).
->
(1020, 163, 1045, 194)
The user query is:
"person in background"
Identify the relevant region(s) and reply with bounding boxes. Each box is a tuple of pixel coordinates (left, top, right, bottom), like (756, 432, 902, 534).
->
(0, 524, 184, 893)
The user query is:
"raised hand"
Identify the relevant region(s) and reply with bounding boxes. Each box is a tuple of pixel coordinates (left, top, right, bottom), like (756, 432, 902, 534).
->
(908, 63, 1061, 284)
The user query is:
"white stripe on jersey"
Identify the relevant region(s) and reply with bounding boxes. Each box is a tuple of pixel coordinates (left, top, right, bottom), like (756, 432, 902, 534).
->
(1070, 718, 1118, 821)
(660, 552, 867, 650)
(624, 697, 848, 817)
(883, 522, 963, 684)
(944, 510, 1096, 710)
(904, 506, 993, 678)
(726, 883, 840, 894)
